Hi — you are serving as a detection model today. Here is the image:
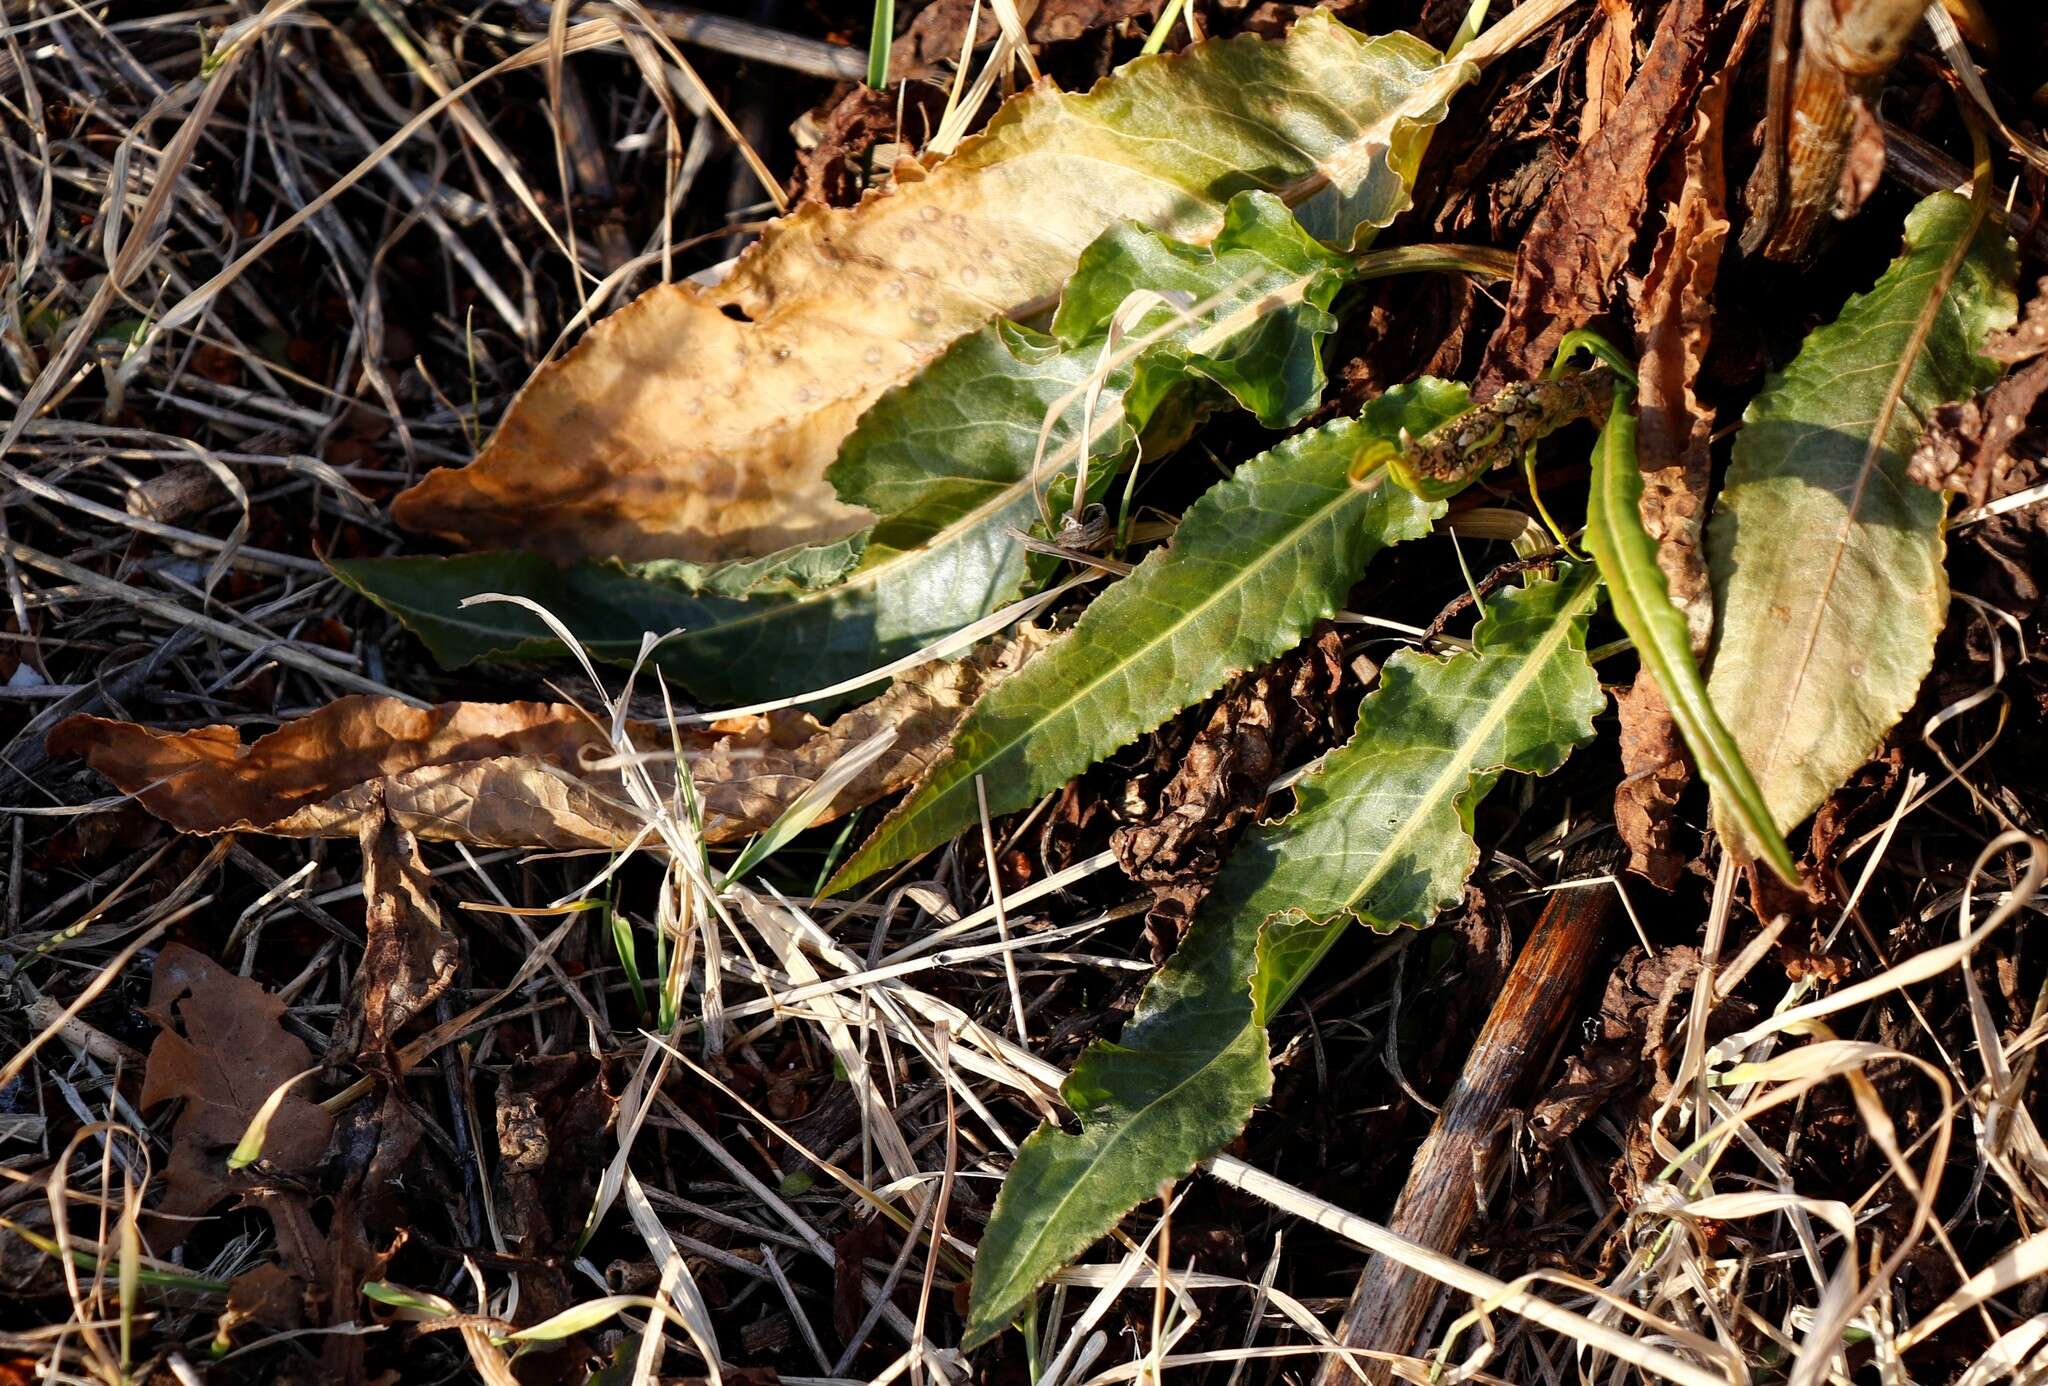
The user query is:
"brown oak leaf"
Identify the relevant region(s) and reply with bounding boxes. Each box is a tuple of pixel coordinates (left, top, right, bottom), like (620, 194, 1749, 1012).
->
(140, 945, 333, 1242)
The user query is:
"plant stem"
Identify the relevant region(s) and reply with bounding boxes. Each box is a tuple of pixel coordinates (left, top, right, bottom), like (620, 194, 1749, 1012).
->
(1758, 0, 1926, 259)
(1314, 843, 1620, 1385)
(866, 0, 895, 88)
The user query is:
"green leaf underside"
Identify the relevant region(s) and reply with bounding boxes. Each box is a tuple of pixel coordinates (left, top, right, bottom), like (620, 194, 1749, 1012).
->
(1705, 192, 2016, 847)
(831, 380, 1468, 892)
(963, 565, 1604, 1346)
(1582, 401, 1798, 883)
(342, 15, 1476, 703)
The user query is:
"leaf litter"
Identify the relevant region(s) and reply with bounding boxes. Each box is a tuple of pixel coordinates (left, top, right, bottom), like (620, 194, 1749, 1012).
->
(8, 1, 2048, 1384)
(49, 628, 1050, 851)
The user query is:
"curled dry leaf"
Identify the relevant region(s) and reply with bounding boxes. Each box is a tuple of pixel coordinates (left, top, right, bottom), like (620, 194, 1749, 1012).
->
(1576, 0, 1635, 146)
(1909, 277, 2048, 507)
(890, 0, 1153, 81)
(140, 944, 334, 1242)
(495, 1053, 621, 1328)
(1613, 672, 1692, 890)
(1112, 626, 1348, 956)
(1112, 626, 1346, 885)
(47, 630, 1051, 851)
(1634, 40, 1747, 646)
(318, 1087, 425, 1380)
(390, 16, 1464, 563)
(1907, 357, 2048, 508)
(1988, 276, 2048, 365)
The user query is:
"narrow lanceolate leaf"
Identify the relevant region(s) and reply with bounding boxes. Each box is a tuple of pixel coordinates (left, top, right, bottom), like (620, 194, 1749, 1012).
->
(343, 194, 1388, 702)
(830, 380, 1468, 892)
(964, 567, 1603, 1346)
(391, 13, 1468, 564)
(1705, 192, 2015, 851)
(1583, 398, 1798, 883)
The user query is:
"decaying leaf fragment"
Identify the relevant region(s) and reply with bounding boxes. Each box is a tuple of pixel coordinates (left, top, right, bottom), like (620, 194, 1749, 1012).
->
(48, 631, 1051, 851)
(140, 945, 334, 1241)
(335, 790, 460, 1066)
(1111, 627, 1347, 886)
(390, 15, 1466, 563)
(495, 1053, 620, 1330)
(1616, 48, 1742, 887)
(1613, 673, 1692, 889)
(1908, 276, 2048, 507)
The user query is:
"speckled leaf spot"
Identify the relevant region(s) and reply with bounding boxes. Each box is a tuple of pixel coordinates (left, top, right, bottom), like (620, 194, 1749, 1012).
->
(963, 564, 1605, 1347)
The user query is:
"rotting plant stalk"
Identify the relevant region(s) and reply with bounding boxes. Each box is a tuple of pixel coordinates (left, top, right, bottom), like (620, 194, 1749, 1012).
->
(1760, 0, 1926, 259)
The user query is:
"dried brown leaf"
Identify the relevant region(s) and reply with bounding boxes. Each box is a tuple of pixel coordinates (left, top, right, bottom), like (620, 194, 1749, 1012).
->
(335, 789, 460, 1066)
(140, 944, 333, 1240)
(49, 631, 1051, 850)
(1111, 627, 1344, 884)
(1635, 46, 1745, 645)
(792, 86, 944, 208)
(1987, 275, 2048, 364)
(1477, 0, 1725, 391)
(321, 1087, 425, 1381)
(1611, 24, 1744, 887)
(496, 1054, 619, 1328)
(691, 627, 1055, 839)
(1912, 276, 2048, 505)
(1907, 356, 2048, 507)
(224, 1264, 304, 1333)
(1577, 0, 1635, 146)
(1614, 11, 1759, 888)
(388, 18, 1455, 562)
(890, 0, 1153, 80)
(1613, 672, 1691, 891)
(51, 699, 638, 848)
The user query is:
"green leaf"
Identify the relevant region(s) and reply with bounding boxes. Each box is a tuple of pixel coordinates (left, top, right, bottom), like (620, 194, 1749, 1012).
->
(830, 379, 1469, 892)
(1582, 397, 1798, 883)
(632, 533, 868, 598)
(1705, 192, 2016, 851)
(963, 565, 1604, 1346)
(344, 193, 1394, 703)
